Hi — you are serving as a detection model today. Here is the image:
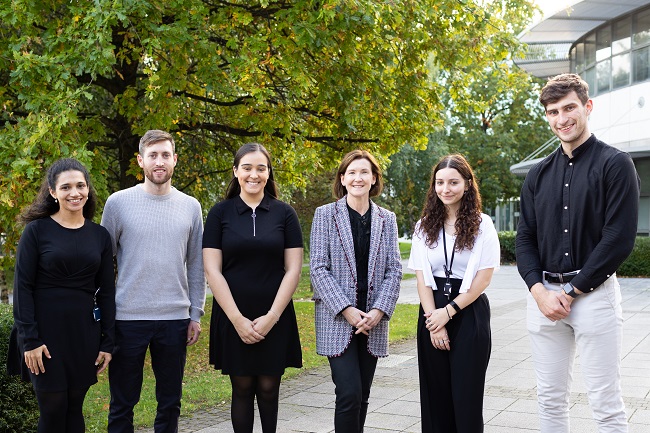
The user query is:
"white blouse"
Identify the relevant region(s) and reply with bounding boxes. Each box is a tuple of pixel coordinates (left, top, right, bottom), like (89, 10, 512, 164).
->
(407, 213, 500, 293)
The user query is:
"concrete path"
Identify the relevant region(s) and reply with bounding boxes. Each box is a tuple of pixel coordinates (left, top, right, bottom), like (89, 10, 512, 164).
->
(157, 265, 650, 432)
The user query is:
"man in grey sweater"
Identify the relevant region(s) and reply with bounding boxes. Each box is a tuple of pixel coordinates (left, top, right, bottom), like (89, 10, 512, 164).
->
(101, 130, 205, 433)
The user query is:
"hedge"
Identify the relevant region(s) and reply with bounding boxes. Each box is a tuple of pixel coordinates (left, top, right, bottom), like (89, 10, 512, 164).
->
(0, 304, 39, 433)
(498, 232, 650, 277)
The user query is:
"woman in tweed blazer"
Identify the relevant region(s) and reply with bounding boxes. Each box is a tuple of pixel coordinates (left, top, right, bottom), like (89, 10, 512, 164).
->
(310, 150, 402, 433)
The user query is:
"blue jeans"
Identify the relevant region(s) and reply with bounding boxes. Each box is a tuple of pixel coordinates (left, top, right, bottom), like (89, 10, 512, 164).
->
(328, 333, 378, 433)
(108, 319, 189, 433)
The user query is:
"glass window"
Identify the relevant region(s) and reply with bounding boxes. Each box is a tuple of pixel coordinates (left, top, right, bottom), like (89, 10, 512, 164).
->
(596, 26, 611, 62)
(575, 43, 585, 72)
(613, 17, 631, 55)
(597, 59, 611, 93)
(634, 8, 650, 47)
(612, 53, 630, 88)
(634, 46, 650, 82)
(584, 67, 596, 93)
(585, 32, 596, 66)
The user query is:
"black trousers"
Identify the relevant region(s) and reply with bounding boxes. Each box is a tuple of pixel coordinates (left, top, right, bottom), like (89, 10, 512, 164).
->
(418, 279, 491, 433)
(108, 319, 189, 433)
(328, 333, 378, 433)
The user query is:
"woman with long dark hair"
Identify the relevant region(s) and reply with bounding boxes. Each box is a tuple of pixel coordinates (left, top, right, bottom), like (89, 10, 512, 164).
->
(310, 149, 402, 432)
(408, 154, 500, 433)
(9, 158, 115, 433)
(202, 143, 303, 432)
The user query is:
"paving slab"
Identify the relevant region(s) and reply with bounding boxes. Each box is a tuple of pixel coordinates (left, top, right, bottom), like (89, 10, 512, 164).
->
(138, 265, 650, 432)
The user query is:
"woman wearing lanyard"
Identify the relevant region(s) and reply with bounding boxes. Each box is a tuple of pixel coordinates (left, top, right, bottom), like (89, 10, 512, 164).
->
(408, 154, 500, 433)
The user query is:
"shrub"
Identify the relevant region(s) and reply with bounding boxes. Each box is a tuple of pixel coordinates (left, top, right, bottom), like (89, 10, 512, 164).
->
(497, 232, 650, 277)
(0, 304, 39, 433)
(498, 231, 517, 264)
(618, 237, 650, 277)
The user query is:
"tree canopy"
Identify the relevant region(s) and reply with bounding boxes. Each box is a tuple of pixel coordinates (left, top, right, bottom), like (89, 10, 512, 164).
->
(382, 69, 551, 236)
(0, 0, 537, 262)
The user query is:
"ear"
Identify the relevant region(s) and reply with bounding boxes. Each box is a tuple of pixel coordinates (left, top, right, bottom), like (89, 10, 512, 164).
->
(137, 153, 144, 168)
(585, 99, 593, 116)
(233, 166, 237, 177)
(49, 188, 56, 200)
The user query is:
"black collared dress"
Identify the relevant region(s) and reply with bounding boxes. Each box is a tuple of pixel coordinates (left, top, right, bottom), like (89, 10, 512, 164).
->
(203, 195, 303, 375)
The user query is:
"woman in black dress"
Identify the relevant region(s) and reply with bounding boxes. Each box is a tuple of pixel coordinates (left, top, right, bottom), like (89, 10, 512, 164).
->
(203, 143, 303, 432)
(10, 158, 116, 433)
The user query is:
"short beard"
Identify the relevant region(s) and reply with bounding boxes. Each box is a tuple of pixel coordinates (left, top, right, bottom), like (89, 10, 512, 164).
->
(145, 170, 173, 185)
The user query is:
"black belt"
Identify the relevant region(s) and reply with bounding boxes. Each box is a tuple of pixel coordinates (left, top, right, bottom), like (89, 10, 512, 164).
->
(543, 271, 579, 284)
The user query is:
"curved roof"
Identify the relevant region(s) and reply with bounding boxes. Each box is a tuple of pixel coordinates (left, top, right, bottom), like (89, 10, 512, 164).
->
(516, 0, 650, 77)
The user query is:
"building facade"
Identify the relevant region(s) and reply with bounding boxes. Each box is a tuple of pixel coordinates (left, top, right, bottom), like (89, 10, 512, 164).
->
(513, 0, 650, 234)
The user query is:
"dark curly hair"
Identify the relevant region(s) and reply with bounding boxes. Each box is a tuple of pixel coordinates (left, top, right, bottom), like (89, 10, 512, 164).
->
(20, 158, 97, 224)
(417, 154, 482, 252)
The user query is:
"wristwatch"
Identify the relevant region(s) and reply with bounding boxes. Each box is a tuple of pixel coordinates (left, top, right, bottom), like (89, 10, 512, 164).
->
(563, 282, 580, 298)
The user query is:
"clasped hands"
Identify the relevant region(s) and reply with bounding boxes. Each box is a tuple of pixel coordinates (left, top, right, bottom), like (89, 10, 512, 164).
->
(343, 307, 384, 335)
(531, 283, 580, 322)
(424, 308, 451, 351)
(234, 312, 278, 344)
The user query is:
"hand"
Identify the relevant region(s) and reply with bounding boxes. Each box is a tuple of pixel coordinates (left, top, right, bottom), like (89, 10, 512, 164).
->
(186, 321, 201, 346)
(354, 309, 385, 335)
(233, 315, 265, 344)
(429, 327, 450, 351)
(342, 307, 369, 335)
(424, 307, 450, 334)
(252, 312, 277, 337)
(95, 351, 112, 375)
(24, 344, 51, 375)
(531, 283, 571, 321)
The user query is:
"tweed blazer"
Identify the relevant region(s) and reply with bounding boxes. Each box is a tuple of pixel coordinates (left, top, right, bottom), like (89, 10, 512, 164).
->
(310, 196, 402, 357)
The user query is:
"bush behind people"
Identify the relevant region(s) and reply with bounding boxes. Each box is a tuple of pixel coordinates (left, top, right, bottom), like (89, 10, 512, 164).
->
(498, 232, 650, 276)
(0, 303, 39, 432)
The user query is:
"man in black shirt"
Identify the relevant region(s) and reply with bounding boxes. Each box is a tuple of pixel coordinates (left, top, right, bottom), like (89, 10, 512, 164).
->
(516, 74, 639, 433)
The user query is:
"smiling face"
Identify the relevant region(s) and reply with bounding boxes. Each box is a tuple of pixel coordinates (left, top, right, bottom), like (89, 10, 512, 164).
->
(138, 140, 177, 186)
(435, 167, 468, 212)
(544, 90, 592, 150)
(234, 151, 269, 200)
(340, 157, 376, 200)
(49, 170, 89, 215)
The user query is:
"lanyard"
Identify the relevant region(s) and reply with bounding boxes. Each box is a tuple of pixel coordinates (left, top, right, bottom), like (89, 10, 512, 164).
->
(442, 229, 457, 298)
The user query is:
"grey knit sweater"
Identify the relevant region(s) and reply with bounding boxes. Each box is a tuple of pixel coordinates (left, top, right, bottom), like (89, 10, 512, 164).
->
(101, 184, 205, 322)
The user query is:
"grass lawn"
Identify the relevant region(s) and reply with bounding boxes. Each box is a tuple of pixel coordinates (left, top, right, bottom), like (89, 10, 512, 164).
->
(82, 268, 419, 432)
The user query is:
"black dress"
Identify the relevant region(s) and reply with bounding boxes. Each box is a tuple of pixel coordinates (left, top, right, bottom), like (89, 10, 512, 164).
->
(203, 195, 303, 375)
(10, 217, 116, 392)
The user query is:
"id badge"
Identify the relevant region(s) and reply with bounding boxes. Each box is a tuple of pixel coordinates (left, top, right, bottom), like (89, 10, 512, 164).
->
(443, 280, 452, 298)
(93, 306, 101, 322)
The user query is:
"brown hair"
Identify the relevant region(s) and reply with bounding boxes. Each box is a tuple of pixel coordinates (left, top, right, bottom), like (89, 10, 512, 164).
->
(332, 150, 383, 199)
(540, 73, 590, 108)
(417, 154, 481, 252)
(139, 130, 175, 154)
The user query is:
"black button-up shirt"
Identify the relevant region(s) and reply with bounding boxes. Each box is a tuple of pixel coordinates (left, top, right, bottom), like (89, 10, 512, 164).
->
(516, 134, 640, 292)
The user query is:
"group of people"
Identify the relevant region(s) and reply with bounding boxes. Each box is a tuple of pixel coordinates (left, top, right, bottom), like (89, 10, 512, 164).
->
(7, 72, 638, 433)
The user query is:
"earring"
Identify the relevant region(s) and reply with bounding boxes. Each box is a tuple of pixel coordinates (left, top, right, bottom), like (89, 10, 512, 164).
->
(54, 198, 58, 203)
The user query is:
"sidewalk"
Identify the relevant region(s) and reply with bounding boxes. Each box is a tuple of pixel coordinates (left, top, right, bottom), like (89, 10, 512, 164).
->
(164, 266, 650, 432)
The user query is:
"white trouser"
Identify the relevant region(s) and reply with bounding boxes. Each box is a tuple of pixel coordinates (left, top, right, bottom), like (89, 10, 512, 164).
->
(527, 275, 628, 433)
